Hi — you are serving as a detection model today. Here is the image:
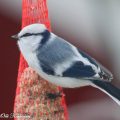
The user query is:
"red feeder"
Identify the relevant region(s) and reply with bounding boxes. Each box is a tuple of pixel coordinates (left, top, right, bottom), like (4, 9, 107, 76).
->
(14, 0, 68, 120)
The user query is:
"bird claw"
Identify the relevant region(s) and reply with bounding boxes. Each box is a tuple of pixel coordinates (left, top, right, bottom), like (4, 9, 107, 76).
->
(46, 92, 62, 100)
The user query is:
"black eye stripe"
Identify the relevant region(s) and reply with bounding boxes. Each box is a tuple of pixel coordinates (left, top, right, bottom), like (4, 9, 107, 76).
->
(20, 33, 42, 38)
(21, 33, 33, 37)
(20, 30, 50, 38)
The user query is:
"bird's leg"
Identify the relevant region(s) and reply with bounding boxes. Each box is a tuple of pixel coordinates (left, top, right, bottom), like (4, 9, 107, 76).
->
(46, 91, 63, 100)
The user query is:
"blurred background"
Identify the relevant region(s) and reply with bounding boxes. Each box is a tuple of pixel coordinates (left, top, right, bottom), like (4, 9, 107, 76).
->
(0, 0, 120, 120)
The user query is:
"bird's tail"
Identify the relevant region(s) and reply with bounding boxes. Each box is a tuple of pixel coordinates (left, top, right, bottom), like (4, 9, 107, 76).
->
(91, 80, 120, 106)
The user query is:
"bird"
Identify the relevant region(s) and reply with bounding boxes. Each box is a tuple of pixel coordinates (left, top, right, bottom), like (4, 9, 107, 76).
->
(12, 23, 120, 105)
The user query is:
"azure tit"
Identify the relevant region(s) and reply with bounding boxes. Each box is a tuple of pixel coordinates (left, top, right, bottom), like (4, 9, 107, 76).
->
(12, 23, 120, 105)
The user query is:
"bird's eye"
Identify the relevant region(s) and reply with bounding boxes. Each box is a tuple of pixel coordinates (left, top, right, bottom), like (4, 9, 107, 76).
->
(21, 33, 33, 38)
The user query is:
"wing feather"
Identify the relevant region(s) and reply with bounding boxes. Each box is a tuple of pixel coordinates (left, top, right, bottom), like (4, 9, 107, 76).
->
(62, 61, 96, 78)
(37, 33, 113, 81)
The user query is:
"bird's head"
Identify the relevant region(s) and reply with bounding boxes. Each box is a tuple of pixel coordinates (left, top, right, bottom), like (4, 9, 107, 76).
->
(12, 23, 47, 40)
(11, 23, 50, 51)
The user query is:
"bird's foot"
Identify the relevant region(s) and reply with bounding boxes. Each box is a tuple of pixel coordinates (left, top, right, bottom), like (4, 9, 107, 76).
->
(46, 91, 62, 100)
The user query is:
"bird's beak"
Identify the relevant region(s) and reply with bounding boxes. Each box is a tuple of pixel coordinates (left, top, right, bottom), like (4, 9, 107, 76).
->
(11, 34, 19, 40)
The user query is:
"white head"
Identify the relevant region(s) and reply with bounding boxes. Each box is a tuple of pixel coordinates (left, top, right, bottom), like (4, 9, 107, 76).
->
(11, 23, 50, 53)
(18, 23, 47, 37)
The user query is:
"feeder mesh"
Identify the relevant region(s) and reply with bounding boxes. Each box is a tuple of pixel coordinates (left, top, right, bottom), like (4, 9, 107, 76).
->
(14, 0, 68, 120)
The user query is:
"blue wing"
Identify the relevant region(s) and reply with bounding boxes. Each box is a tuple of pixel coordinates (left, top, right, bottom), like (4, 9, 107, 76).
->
(40, 49, 98, 79)
(63, 49, 112, 80)
(62, 49, 113, 80)
(37, 31, 112, 80)
(39, 46, 112, 80)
